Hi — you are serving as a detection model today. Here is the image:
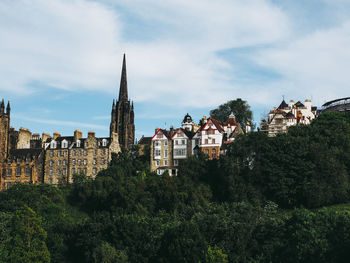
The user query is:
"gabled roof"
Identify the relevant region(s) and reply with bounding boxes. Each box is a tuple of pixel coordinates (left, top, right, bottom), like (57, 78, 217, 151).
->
(278, 100, 289, 109)
(295, 101, 304, 107)
(285, 111, 295, 118)
(151, 129, 171, 140)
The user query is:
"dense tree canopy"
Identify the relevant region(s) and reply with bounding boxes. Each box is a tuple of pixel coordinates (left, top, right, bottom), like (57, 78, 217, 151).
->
(0, 111, 350, 262)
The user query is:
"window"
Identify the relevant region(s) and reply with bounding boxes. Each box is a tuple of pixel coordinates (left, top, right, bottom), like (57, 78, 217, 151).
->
(49, 160, 54, 166)
(101, 149, 105, 155)
(205, 149, 209, 155)
(156, 134, 163, 139)
(155, 149, 161, 156)
(76, 140, 81, 147)
(49, 169, 53, 176)
(25, 168, 31, 177)
(72, 168, 75, 174)
(83, 168, 87, 174)
(84, 150, 87, 156)
(174, 160, 179, 166)
(101, 158, 105, 165)
(63, 150, 67, 157)
(50, 141, 57, 149)
(63, 160, 66, 166)
(205, 139, 208, 144)
(73, 149, 76, 156)
(155, 160, 160, 166)
(93, 168, 97, 174)
(49, 178, 53, 184)
(63, 169, 66, 175)
(93, 158, 97, 165)
(78, 168, 81, 174)
(79, 150, 82, 156)
(72, 159, 76, 166)
(78, 159, 81, 166)
(195, 139, 200, 145)
(164, 160, 168, 166)
(94, 150, 97, 156)
(174, 149, 186, 156)
(57, 169, 60, 175)
(57, 151, 61, 157)
(83, 159, 87, 166)
(62, 140, 68, 148)
(16, 168, 21, 177)
(164, 140, 168, 146)
(57, 160, 61, 166)
(175, 140, 178, 145)
(164, 149, 168, 158)
(7, 169, 12, 177)
(102, 139, 107, 146)
(212, 138, 215, 144)
(154, 141, 160, 147)
(181, 140, 186, 145)
(50, 151, 54, 157)
(212, 149, 216, 157)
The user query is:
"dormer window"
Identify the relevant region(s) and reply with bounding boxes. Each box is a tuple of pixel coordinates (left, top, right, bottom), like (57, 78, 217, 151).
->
(62, 140, 68, 148)
(50, 140, 57, 149)
(102, 139, 107, 146)
(76, 140, 81, 147)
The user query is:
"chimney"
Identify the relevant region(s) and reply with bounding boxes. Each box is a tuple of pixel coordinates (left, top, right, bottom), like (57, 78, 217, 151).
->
(155, 128, 160, 134)
(74, 129, 83, 141)
(42, 133, 51, 143)
(53, 132, 61, 140)
(203, 116, 207, 124)
(88, 131, 95, 138)
(304, 99, 312, 111)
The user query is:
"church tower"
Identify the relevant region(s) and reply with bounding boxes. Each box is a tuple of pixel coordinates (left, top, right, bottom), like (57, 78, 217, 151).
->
(110, 54, 135, 149)
(0, 100, 10, 163)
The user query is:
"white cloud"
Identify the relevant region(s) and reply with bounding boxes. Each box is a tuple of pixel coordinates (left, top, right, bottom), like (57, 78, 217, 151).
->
(0, 0, 291, 109)
(253, 21, 350, 105)
(0, 0, 122, 94)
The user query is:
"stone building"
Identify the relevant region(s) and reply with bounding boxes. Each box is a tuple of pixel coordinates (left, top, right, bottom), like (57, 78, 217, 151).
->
(44, 130, 120, 184)
(0, 55, 130, 190)
(110, 54, 135, 149)
(260, 99, 318, 136)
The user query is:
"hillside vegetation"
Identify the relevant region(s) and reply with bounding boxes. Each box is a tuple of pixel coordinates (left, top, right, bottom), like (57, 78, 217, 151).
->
(0, 111, 350, 263)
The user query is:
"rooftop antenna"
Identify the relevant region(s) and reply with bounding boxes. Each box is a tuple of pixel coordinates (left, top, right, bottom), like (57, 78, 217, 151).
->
(282, 95, 285, 101)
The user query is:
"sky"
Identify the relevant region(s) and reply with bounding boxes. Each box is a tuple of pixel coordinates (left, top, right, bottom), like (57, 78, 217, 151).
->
(0, 0, 350, 139)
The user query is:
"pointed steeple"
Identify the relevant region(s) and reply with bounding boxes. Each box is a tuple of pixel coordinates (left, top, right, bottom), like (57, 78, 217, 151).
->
(6, 101, 10, 115)
(118, 54, 128, 101)
(0, 99, 4, 114)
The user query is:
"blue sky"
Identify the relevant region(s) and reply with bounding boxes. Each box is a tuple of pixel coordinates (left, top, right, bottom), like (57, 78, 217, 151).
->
(1, 0, 350, 139)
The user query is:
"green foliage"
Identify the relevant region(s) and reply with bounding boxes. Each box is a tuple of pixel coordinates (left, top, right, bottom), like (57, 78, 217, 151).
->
(210, 98, 254, 129)
(204, 245, 228, 263)
(1, 112, 350, 262)
(6, 206, 50, 263)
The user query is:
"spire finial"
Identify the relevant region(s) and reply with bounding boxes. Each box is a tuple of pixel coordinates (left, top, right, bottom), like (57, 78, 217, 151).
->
(118, 54, 128, 101)
(6, 101, 10, 114)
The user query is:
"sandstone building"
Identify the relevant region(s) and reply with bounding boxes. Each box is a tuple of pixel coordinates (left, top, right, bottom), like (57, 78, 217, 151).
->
(0, 55, 133, 190)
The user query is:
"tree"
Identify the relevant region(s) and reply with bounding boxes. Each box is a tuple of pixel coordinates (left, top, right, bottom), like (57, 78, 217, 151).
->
(210, 98, 254, 130)
(204, 245, 228, 263)
(7, 206, 50, 263)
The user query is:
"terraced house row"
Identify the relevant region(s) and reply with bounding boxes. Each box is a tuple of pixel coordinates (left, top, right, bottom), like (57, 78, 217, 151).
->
(149, 113, 246, 175)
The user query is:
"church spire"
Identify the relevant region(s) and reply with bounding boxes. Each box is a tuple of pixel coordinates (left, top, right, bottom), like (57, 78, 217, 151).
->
(118, 54, 128, 101)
